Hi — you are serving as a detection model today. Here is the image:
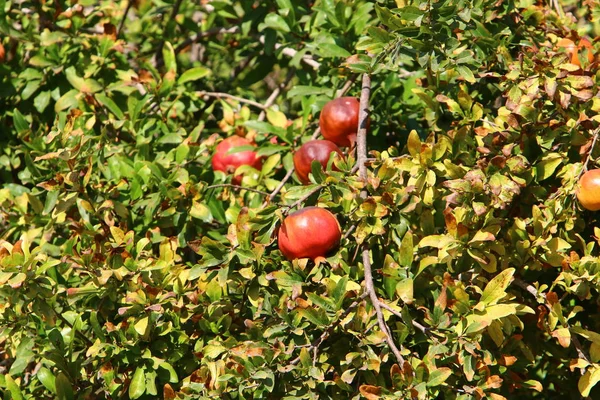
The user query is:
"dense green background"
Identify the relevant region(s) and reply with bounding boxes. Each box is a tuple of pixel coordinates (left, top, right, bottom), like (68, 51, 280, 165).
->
(1, 0, 600, 398)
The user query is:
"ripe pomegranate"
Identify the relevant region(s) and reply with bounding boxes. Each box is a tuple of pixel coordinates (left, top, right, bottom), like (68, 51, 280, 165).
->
(278, 207, 341, 261)
(293, 140, 343, 185)
(319, 97, 364, 147)
(211, 136, 262, 184)
(576, 169, 600, 211)
(557, 37, 595, 67)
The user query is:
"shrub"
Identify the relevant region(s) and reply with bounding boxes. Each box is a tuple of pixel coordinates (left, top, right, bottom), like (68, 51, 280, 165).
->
(1, 0, 600, 399)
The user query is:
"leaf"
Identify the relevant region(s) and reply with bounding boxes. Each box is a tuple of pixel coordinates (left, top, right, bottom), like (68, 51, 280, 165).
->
(359, 384, 382, 400)
(134, 316, 149, 335)
(427, 367, 452, 386)
(287, 85, 331, 98)
(37, 367, 57, 394)
(457, 65, 476, 83)
(399, 231, 413, 268)
(407, 130, 421, 158)
(535, 154, 563, 181)
(579, 366, 600, 397)
(396, 278, 414, 304)
(55, 372, 74, 400)
(96, 93, 125, 119)
(178, 66, 211, 84)
(260, 13, 291, 32)
(318, 43, 351, 58)
(65, 66, 102, 93)
(480, 268, 515, 306)
(4, 374, 24, 400)
(129, 367, 146, 399)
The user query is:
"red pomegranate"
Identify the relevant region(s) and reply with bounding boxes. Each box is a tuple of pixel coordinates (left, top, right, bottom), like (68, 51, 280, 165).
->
(278, 207, 341, 261)
(576, 169, 600, 211)
(319, 97, 364, 147)
(211, 136, 262, 184)
(293, 140, 343, 185)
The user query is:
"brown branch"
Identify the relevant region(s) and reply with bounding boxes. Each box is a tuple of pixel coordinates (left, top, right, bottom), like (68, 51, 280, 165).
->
(378, 302, 430, 335)
(258, 69, 296, 121)
(175, 27, 240, 53)
(117, 1, 133, 38)
(196, 91, 267, 110)
(356, 72, 404, 365)
(259, 36, 321, 70)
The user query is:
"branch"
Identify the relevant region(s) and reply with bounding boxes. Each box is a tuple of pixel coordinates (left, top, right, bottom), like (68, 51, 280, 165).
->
(283, 185, 323, 214)
(117, 0, 133, 38)
(196, 91, 267, 110)
(378, 301, 430, 335)
(175, 27, 241, 53)
(258, 69, 296, 121)
(259, 36, 321, 70)
(356, 72, 404, 365)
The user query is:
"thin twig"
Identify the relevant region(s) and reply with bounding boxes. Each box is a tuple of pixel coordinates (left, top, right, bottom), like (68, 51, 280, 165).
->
(356, 72, 404, 365)
(513, 277, 590, 368)
(259, 36, 320, 70)
(175, 27, 240, 53)
(117, 1, 133, 38)
(289, 292, 369, 366)
(284, 185, 323, 213)
(196, 91, 268, 110)
(378, 302, 429, 335)
(205, 184, 272, 197)
(258, 69, 296, 121)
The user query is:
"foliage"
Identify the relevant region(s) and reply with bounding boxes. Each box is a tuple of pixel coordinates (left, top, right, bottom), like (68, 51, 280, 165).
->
(1, 0, 600, 399)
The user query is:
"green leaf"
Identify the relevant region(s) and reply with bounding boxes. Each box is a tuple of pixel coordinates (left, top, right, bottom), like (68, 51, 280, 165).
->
(96, 93, 125, 119)
(260, 13, 291, 33)
(129, 367, 146, 399)
(456, 65, 476, 83)
(479, 268, 515, 306)
(65, 66, 102, 93)
(178, 66, 211, 84)
(579, 366, 600, 397)
(37, 367, 57, 394)
(4, 374, 24, 400)
(317, 43, 351, 58)
(55, 372, 74, 400)
(535, 154, 563, 181)
(407, 130, 421, 158)
(427, 367, 452, 387)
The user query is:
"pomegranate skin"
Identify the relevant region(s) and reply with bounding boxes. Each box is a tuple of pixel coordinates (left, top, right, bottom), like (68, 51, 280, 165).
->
(293, 140, 343, 185)
(577, 169, 600, 211)
(319, 97, 362, 147)
(211, 136, 262, 184)
(278, 207, 341, 261)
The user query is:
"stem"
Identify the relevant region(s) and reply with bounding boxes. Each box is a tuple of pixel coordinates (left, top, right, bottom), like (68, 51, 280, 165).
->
(355, 72, 405, 365)
(196, 91, 267, 110)
(117, 1, 133, 38)
(284, 185, 323, 214)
